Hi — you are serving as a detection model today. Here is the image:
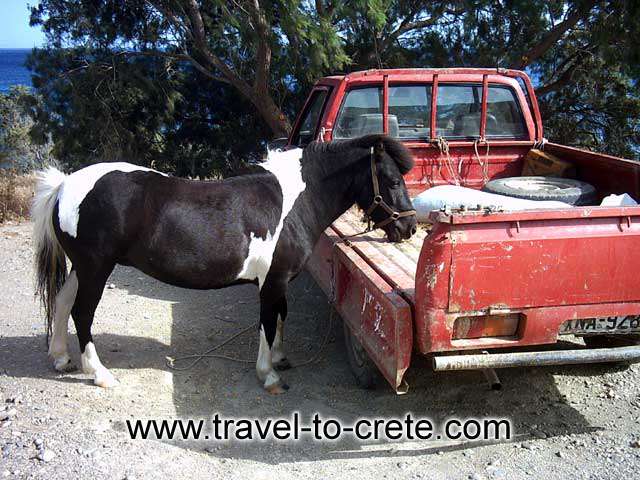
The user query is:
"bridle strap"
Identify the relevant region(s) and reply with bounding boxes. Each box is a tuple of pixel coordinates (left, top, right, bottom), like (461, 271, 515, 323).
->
(363, 147, 416, 231)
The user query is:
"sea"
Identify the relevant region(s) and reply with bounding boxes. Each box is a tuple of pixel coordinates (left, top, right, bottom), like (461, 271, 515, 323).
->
(0, 49, 33, 93)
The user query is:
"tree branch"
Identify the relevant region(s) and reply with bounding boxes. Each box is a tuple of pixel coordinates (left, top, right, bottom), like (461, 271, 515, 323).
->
(535, 56, 584, 96)
(381, 3, 463, 53)
(245, 0, 271, 91)
(114, 50, 231, 84)
(513, 2, 596, 69)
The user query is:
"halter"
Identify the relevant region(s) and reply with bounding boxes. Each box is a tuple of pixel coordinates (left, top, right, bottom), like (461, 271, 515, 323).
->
(363, 147, 416, 231)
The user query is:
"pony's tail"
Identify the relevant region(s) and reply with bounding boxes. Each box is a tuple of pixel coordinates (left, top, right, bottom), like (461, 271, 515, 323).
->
(32, 166, 67, 345)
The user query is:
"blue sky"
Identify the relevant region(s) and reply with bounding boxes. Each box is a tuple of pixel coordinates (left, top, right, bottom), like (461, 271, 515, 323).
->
(0, 1, 45, 48)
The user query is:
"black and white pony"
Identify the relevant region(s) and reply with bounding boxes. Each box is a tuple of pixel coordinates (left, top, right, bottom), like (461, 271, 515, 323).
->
(32, 135, 416, 394)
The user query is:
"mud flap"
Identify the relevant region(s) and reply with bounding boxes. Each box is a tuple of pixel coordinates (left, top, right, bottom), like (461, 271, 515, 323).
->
(332, 242, 413, 393)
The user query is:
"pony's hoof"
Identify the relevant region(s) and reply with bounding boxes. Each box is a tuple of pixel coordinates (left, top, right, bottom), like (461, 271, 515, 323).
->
(266, 382, 289, 395)
(274, 358, 292, 371)
(94, 371, 119, 388)
(53, 356, 77, 373)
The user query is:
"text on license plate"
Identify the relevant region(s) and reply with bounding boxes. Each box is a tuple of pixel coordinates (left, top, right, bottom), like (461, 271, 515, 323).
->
(560, 315, 640, 335)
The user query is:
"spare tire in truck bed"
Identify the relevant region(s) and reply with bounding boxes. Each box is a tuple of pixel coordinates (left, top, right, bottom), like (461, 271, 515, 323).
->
(482, 176, 597, 205)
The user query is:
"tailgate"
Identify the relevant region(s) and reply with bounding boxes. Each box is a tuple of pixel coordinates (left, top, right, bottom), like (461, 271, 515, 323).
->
(439, 207, 640, 313)
(412, 206, 640, 354)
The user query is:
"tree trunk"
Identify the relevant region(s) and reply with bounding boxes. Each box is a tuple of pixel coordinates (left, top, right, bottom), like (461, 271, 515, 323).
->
(251, 93, 292, 138)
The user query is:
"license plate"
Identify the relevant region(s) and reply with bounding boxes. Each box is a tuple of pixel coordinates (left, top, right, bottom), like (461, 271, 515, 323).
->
(560, 315, 640, 335)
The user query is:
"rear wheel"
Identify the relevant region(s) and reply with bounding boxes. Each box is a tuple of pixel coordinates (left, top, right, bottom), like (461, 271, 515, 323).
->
(339, 309, 380, 389)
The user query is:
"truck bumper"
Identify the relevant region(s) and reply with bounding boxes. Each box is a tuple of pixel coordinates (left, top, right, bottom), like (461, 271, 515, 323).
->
(433, 345, 640, 371)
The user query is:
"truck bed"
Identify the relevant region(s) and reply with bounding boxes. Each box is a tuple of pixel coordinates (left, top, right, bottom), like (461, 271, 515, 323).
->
(331, 208, 429, 305)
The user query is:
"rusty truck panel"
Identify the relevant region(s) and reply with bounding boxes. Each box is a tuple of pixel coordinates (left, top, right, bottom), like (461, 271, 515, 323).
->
(332, 242, 413, 392)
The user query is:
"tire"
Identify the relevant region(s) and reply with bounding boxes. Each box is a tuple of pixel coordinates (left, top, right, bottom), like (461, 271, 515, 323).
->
(340, 310, 380, 389)
(483, 176, 597, 206)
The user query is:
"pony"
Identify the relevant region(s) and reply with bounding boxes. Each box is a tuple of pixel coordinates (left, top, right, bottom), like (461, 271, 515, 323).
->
(32, 134, 416, 394)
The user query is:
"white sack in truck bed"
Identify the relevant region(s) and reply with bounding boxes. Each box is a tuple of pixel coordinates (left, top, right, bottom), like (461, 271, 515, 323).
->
(412, 185, 571, 222)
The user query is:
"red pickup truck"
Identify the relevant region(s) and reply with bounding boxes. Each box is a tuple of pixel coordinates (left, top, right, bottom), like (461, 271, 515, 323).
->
(284, 68, 640, 393)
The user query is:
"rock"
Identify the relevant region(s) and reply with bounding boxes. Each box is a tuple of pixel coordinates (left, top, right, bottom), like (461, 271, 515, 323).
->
(469, 474, 485, 480)
(33, 439, 43, 447)
(107, 283, 116, 289)
(630, 440, 640, 448)
(556, 451, 565, 458)
(0, 409, 16, 421)
(486, 466, 506, 479)
(37, 449, 55, 462)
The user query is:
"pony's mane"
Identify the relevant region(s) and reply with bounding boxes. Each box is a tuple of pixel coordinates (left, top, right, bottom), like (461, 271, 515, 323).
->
(305, 135, 414, 174)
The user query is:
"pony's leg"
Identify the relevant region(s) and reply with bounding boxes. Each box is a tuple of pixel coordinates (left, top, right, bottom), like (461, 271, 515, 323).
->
(48, 270, 78, 372)
(256, 279, 289, 394)
(271, 297, 291, 371)
(71, 263, 118, 388)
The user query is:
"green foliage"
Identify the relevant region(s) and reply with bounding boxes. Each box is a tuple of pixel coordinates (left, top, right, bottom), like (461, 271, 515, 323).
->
(0, 86, 52, 173)
(26, 48, 269, 176)
(22, 0, 640, 175)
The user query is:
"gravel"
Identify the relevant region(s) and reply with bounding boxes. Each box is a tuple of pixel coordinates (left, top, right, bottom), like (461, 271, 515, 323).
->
(2, 221, 640, 479)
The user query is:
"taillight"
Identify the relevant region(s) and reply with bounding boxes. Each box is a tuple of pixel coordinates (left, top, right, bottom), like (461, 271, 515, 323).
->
(452, 314, 521, 339)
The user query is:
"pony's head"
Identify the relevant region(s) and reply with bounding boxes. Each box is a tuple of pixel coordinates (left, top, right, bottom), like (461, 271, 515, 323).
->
(304, 134, 417, 242)
(352, 136, 417, 242)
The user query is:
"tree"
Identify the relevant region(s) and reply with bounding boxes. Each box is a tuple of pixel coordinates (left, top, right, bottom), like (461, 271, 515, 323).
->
(26, 47, 270, 175)
(29, 0, 351, 138)
(27, 0, 640, 167)
(0, 86, 52, 172)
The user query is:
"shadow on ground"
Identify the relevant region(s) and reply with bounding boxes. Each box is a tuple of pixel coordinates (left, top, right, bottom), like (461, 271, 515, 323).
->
(1, 265, 619, 465)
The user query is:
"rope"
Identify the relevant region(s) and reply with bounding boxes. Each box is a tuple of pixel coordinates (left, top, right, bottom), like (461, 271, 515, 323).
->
(474, 138, 490, 184)
(165, 323, 257, 370)
(435, 136, 459, 185)
(165, 302, 333, 371)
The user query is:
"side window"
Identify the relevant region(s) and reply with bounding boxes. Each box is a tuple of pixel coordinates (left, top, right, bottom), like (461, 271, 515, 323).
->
(436, 84, 482, 138)
(388, 85, 431, 139)
(486, 86, 527, 138)
(293, 89, 329, 147)
(333, 87, 382, 139)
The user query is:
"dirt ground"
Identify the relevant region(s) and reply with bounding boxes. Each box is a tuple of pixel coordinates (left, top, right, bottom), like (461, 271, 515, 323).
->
(1, 221, 640, 479)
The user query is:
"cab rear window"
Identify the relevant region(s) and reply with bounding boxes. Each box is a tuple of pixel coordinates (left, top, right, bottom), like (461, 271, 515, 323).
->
(334, 83, 526, 140)
(333, 85, 431, 140)
(436, 84, 526, 139)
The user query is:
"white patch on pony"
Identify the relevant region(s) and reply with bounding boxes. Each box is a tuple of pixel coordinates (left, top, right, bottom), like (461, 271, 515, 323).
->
(81, 342, 119, 388)
(237, 149, 305, 289)
(256, 325, 281, 390)
(57, 162, 165, 238)
(49, 270, 78, 372)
